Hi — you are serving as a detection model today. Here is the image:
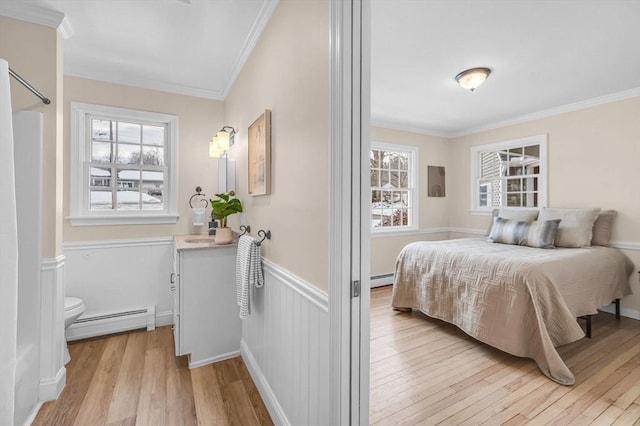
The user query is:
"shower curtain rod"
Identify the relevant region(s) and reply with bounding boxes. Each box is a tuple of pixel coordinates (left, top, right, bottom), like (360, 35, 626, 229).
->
(8, 67, 51, 105)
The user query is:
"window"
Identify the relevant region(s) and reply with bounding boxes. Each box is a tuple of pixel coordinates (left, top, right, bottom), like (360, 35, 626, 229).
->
(470, 134, 547, 213)
(370, 142, 418, 231)
(70, 103, 178, 225)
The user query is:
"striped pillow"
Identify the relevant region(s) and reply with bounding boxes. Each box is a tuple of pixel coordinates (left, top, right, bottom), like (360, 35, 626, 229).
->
(488, 217, 561, 249)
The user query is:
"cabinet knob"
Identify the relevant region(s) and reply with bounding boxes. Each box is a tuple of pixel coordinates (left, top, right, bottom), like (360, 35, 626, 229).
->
(170, 273, 176, 284)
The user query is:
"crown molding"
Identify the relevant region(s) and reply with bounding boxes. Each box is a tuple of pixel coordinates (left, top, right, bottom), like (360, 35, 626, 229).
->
(374, 88, 640, 139)
(449, 87, 640, 138)
(221, 0, 279, 99)
(0, 2, 74, 39)
(370, 117, 450, 138)
(64, 68, 225, 100)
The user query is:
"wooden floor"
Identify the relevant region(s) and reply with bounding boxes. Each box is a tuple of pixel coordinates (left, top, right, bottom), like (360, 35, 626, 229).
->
(370, 285, 640, 426)
(33, 326, 272, 426)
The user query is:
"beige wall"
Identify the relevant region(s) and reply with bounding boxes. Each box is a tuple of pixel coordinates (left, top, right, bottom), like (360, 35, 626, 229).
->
(370, 126, 450, 276)
(224, 0, 330, 290)
(63, 76, 225, 241)
(1, 16, 64, 258)
(447, 97, 640, 312)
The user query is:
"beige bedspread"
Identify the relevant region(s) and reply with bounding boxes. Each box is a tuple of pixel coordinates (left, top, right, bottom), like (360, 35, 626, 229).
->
(392, 238, 633, 385)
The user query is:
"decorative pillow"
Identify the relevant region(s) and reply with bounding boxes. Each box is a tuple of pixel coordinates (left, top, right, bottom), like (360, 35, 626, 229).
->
(537, 207, 601, 248)
(486, 208, 540, 235)
(591, 210, 617, 246)
(488, 217, 561, 249)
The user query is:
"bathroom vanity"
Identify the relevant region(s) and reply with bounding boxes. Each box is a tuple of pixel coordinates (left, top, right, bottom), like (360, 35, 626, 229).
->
(172, 235, 241, 368)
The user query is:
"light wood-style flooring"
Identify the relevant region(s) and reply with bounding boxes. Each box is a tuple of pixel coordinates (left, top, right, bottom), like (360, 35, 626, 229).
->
(370, 285, 640, 426)
(33, 326, 272, 426)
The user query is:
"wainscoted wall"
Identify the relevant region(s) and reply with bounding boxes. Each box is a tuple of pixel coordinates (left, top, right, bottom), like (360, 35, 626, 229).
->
(241, 258, 330, 426)
(39, 256, 65, 402)
(62, 238, 174, 340)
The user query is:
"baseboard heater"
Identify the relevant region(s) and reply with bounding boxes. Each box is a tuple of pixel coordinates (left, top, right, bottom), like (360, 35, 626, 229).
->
(66, 305, 156, 341)
(370, 273, 394, 288)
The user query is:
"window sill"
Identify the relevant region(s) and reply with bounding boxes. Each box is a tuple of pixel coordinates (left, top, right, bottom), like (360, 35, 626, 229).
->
(68, 214, 179, 226)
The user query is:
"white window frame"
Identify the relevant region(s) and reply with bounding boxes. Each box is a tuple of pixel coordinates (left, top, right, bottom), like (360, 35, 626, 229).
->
(69, 102, 179, 226)
(370, 141, 418, 233)
(470, 134, 548, 214)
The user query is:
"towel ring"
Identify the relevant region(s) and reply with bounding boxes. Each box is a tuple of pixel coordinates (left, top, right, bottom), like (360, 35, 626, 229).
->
(256, 229, 271, 246)
(240, 225, 251, 236)
(189, 186, 208, 208)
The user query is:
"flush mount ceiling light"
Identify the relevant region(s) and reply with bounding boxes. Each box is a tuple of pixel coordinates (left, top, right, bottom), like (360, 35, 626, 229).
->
(455, 67, 492, 92)
(209, 126, 236, 158)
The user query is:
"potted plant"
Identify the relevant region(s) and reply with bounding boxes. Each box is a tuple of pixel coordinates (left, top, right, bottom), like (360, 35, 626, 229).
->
(210, 190, 243, 244)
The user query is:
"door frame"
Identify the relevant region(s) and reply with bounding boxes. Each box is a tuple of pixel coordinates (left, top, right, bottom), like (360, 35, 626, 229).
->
(329, 0, 370, 424)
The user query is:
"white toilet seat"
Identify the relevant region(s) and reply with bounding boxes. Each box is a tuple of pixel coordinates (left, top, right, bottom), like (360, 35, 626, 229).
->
(65, 297, 84, 312)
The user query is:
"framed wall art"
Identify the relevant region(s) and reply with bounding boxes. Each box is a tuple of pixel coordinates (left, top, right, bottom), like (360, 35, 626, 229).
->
(248, 109, 271, 196)
(428, 165, 445, 197)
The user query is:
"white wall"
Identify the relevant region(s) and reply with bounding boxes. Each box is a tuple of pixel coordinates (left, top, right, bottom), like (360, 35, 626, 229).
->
(223, 0, 330, 291)
(63, 238, 174, 338)
(447, 96, 640, 315)
(63, 76, 225, 241)
(222, 1, 332, 424)
(241, 260, 329, 426)
(369, 126, 450, 277)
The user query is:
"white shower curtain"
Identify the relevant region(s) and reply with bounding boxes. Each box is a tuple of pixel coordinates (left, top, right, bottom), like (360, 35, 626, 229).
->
(0, 58, 19, 426)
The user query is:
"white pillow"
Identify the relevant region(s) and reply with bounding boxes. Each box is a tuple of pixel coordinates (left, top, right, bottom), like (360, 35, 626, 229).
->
(592, 210, 616, 247)
(537, 207, 601, 248)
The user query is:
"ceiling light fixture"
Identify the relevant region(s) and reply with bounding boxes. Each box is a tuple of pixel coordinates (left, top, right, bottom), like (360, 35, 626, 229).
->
(455, 67, 491, 92)
(209, 126, 236, 158)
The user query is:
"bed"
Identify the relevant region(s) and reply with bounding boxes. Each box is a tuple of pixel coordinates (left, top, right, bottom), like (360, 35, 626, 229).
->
(391, 237, 633, 385)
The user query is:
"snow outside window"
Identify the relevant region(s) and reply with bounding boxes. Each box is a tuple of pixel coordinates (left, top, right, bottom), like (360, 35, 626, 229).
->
(370, 142, 418, 232)
(70, 103, 178, 226)
(470, 134, 547, 213)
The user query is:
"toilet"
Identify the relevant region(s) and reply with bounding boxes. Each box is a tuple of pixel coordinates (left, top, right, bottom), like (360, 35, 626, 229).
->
(64, 297, 85, 364)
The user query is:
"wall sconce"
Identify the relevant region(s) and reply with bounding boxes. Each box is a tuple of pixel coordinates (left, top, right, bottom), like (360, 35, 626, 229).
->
(209, 126, 236, 158)
(455, 67, 491, 92)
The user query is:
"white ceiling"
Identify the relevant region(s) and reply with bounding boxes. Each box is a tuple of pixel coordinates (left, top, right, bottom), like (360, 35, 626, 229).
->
(3, 0, 639, 136)
(371, 0, 640, 136)
(2, 0, 277, 99)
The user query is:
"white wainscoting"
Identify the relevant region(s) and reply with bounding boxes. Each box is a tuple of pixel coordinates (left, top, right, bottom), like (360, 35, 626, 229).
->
(63, 238, 174, 340)
(39, 255, 66, 402)
(240, 258, 330, 426)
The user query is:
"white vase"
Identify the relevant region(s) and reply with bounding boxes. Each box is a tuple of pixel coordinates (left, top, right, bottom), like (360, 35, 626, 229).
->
(215, 227, 233, 245)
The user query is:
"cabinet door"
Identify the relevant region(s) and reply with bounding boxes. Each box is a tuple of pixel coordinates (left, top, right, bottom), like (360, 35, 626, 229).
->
(172, 250, 184, 356)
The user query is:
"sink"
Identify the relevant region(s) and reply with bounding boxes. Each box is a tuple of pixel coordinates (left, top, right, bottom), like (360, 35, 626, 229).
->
(184, 237, 217, 244)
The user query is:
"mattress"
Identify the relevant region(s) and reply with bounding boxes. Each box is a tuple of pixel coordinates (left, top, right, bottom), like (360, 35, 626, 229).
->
(392, 238, 633, 385)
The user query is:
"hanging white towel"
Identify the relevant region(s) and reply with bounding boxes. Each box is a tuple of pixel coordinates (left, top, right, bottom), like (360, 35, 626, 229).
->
(236, 235, 264, 318)
(0, 58, 19, 426)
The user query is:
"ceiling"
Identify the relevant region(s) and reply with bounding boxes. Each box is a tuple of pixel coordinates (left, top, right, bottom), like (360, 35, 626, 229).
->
(371, 0, 640, 136)
(2, 1, 639, 136)
(2, 0, 278, 99)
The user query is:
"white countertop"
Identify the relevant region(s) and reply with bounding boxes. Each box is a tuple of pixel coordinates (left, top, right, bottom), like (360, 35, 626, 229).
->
(174, 233, 238, 251)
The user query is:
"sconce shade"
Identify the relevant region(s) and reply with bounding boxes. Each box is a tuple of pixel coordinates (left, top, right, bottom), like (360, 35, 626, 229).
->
(208, 126, 236, 158)
(455, 67, 491, 92)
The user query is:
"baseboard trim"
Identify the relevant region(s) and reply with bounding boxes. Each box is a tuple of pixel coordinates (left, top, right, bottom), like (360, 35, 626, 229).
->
(23, 401, 43, 426)
(39, 366, 65, 402)
(371, 274, 394, 288)
(240, 339, 289, 426)
(155, 310, 173, 327)
(188, 350, 240, 369)
(262, 258, 328, 313)
(600, 304, 640, 321)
